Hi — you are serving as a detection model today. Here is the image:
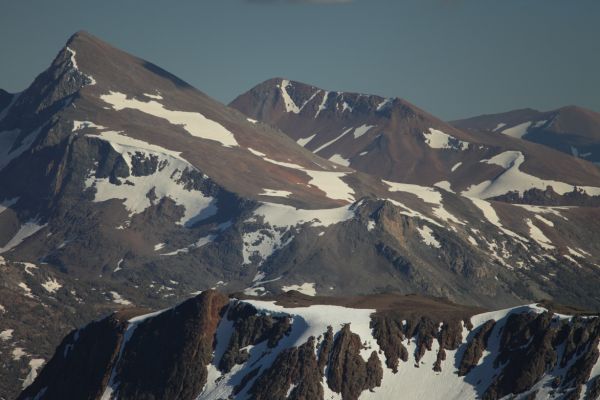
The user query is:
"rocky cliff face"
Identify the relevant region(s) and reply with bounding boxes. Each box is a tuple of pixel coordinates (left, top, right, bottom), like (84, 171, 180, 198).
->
(17, 291, 600, 400)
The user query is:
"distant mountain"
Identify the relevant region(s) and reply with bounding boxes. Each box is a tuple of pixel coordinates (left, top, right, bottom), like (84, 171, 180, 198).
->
(231, 79, 600, 206)
(19, 290, 600, 400)
(452, 106, 600, 166)
(2, 33, 600, 397)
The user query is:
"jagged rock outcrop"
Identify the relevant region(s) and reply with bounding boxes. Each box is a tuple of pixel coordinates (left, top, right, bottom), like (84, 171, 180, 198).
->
(218, 301, 291, 372)
(458, 319, 496, 376)
(326, 324, 383, 400)
(111, 291, 228, 400)
(249, 338, 323, 400)
(17, 310, 136, 400)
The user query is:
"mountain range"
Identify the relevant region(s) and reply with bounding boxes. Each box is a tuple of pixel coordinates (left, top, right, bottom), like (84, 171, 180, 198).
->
(1, 31, 600, 399)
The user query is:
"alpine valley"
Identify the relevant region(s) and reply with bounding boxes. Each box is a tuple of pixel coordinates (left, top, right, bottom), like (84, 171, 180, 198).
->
(2, 32, 600, 399)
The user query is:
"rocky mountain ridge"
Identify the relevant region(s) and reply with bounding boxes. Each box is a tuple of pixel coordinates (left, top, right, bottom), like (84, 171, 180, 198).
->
(230, 79, 600, 206)
(18, 290, 600, 400)
(1, 32, 600, 398)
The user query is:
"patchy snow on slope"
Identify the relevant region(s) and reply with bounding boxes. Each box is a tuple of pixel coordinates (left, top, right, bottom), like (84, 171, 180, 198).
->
(143, 92, 162, 100)
(66, 46, 96, 85)
(353, 124, 376, 139)
(259, 189, 292, 198)
(451, 162, 462, 172)
(501, 121, 532, 138)
(514, 204, 569, 219)
(417, 225, 441, 248)
(242, 202, 355, 265)
(100, 91, 238, 147)
(109, 291, 132, 306)
(313, 127, 353, 153)
(434, 181, 453, 192)
(73, 120, 106, 132)
(315, 91, 330, 118)
(492, 123, 506, 132)
(160, 234, 216, 256)
(0, 329, 13, 341)
(114, 259, 124, 273)
(12, 347, 27, 361)
(22, 358, 45, 389)
(18, 282, 34, 298)
(41, 278, 62, 294)
(463, 151, 600, 199)
(85, 130, 217, 226)
(423, 128, 469, 150)
(376, 98, 393, 111)
(329, 154, 350, 167)
(525, 219, 554, 250)
(384, 181, 464, 225)
(469, 198, 527, 242)
(386, 199, 443, 228)
(248, 146, 355, 202)
(0, 197, 18, 215)
(534, 214, 554, 227)
(279, 80, 301, 114)
(303, 170, 354, 202)
(296, 134, 316, 147)
(281, 282, 317, 296)
(0, 220, 47, 254)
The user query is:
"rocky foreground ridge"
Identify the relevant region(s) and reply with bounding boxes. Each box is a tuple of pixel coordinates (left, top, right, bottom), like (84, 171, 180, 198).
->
(18, 290, 600, 400)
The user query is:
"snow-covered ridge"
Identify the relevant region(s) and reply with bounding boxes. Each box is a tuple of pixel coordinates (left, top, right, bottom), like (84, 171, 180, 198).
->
(161, 299, 600, 399)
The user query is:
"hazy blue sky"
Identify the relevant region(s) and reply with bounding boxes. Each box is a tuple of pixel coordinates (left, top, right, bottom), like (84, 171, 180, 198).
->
(0, 0, 598, 119)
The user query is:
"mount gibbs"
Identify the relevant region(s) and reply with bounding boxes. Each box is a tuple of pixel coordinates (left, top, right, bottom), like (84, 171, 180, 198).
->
(0, 31, 598, 398)
(19, 291, 600, 400)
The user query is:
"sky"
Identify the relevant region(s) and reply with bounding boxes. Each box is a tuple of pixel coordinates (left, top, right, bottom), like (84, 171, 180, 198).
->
(0, 0, 599, 120)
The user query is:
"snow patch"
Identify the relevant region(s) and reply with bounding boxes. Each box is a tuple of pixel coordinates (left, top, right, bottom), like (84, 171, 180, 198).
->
(0, 221, 47, 254)
(242, 202, 355, 265)
(109, 291, 132, 306)
(525, 219, 554, 250)
(417, 225, 441, 248)
(41, 278, 62, 294)
(501, 121, 532, 138)
(423, 128, 469, 150)
(279, 79, 301, 113)
(0, 329, 13, 341)
(353, 124, 375, 139)
(281, 282, 317, 296)
(100, 91, 238, 147)
(85, 129, 218, 226)
(22, 358, 45, 389)
(259, 189, 292, 198)
(296, 134, 316, 147)
(329, 154, 350, 167)
(463, 151, 600, 199)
